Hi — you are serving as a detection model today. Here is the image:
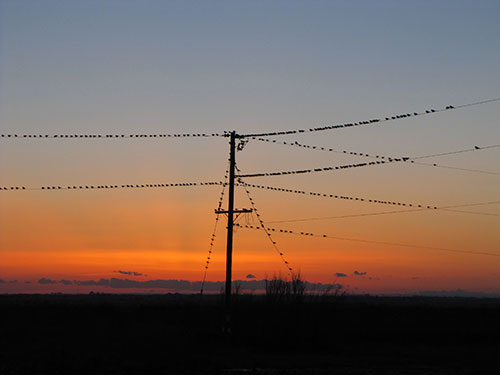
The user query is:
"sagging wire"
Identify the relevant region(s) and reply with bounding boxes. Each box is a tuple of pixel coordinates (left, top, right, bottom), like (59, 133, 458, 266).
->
(236, 167, 294, 275)
(240, 98, 500, 138)
(253, 138, 500, 176)
(236, 181, 438, 209)
(0, 133, 223, 139)
(234, 223, 500, 258)
(0, 181, 224, 191)
(200, 167, 230, 295)
(237, 158, 409, 178)
(2, 99, 499, 140)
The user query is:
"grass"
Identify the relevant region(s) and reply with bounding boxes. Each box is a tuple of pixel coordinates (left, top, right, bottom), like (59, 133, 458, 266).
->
(1, 292, 499, 374)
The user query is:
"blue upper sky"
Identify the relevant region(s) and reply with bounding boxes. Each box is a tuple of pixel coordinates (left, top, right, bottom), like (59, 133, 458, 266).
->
(1, 0, 499, 137)
(0, 0, 499, 200)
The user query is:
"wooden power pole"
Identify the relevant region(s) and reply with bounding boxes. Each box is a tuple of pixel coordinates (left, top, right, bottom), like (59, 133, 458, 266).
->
(215, 131, 251, 329)
(225, 131, 236, 311)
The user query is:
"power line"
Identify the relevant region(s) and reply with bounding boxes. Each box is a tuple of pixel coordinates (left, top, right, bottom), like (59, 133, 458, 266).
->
(4, 179, 497, 219)
(253, 137, 500, 161)
(236, 168, 294, 273)
(411, 161, 500, 176)
(266, 201, 500, 224)
(252, 136, 396, 157)
(413, 144, 500, 160)
(440, 208, 500, 217)
(253, 138, 500, 176)
(0, 133, 223, 139)
(3, 98, 498, 141)
(239, 97, 500, 138)
(267, 209, 432, 224)
(0, 181, 224, 191)
(200, 168, 230, 295)
(236, 181, 499, 222)
(237, 158, 409, 178)
(236, 181, 438, 209)
(448, 200, 500, 208)
(233, 223, 500, 258)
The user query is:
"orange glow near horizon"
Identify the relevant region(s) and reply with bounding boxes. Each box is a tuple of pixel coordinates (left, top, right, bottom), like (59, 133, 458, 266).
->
(1, 131, 500, 295)
(2, 1, 500, 296)
(1, 183, 499, 294)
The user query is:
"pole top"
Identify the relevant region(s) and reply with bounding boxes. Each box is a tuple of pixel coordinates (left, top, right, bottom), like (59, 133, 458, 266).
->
(222, 130, 243, 138)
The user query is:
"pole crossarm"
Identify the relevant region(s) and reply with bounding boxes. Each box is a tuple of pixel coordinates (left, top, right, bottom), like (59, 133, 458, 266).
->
(215, 208, 253, 214)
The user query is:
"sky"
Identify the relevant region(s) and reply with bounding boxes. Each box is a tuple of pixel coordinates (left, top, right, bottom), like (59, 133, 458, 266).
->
(1, 0, 499, 295)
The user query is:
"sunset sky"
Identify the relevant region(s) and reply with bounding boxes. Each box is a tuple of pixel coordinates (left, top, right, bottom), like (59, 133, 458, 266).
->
(1, 0, 499, 295)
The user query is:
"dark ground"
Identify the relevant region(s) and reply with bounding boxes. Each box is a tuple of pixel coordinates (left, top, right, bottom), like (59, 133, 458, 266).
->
(1, 294, 499, 374)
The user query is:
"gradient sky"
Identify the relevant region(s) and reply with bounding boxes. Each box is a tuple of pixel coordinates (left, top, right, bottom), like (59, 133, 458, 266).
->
(1, 0, 499, 294)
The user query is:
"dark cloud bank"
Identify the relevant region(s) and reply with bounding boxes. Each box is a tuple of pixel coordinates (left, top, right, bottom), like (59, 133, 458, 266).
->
(7, 278, 497, 297)
(114, 270, 144, 277)
(37, 277, 341, 292)
(0, 279, 17, 284)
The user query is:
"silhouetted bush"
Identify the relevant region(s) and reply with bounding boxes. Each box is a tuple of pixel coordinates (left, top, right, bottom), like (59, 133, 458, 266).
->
(264, 272, 309, 304)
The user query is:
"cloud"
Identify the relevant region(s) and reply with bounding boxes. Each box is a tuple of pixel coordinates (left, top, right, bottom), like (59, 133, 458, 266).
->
(353, 271, 367, 276)
(38, 277, 57, 284)
(65, 278, 343, 293)
(416, 289, 500, 298)
(9, 280, 18, 283)
(74, 278, 109, 286)
(108, 278, 196, 290)
(246, 274, 256, 279)
(97, 278, 110, 286)
(0, 279, 4, 284)
(25, 281, 32, 284)
(114, 270, 144, 277)
(59, 279, 72, 285)
(335, 273, 348, 278)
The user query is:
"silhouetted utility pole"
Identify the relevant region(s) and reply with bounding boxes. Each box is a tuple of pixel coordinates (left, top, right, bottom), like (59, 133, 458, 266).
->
(225, 131, 236, 311)
(215, 131, 251, 330)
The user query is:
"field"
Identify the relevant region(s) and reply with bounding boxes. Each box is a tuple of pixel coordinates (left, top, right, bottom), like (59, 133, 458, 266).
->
(1, 294, 499, 374)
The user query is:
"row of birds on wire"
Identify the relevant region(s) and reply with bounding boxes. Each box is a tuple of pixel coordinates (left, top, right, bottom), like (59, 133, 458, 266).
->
(1, 98, 498, 140)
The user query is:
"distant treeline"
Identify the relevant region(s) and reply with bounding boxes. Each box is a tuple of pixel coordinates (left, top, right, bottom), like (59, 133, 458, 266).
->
(34, 277, 342, 293)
